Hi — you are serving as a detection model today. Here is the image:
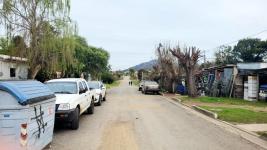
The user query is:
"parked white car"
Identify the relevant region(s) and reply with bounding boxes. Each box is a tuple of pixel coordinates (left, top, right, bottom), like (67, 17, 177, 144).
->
(46, 78, 94, 130)
(88, 81, 106, 106)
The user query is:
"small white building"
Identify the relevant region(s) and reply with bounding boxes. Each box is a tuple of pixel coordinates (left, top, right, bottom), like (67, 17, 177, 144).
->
(0, 54, 28, 80)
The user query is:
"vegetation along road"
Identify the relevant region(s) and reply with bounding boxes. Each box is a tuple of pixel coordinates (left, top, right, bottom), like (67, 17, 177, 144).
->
(49, 77, 263, 150)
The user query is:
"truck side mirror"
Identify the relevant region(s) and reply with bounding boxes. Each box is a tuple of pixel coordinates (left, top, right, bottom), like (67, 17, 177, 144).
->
(79, 89, 85, 94)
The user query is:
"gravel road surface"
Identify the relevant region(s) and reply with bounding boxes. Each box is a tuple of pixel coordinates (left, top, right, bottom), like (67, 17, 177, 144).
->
(49, 77, 263, 150)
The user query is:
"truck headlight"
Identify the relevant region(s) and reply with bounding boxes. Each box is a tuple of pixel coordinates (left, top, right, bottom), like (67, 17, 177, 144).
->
(58, 103, 70, 110)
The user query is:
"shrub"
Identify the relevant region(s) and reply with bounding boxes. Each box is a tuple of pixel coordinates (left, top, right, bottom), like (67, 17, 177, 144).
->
(101, 72, 114, 84)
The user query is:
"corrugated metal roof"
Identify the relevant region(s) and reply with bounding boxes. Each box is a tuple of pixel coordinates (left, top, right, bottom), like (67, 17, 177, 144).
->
(0, 81, 55, 105)
(237, 63, 267, 70)
(0, 54, 27, 62)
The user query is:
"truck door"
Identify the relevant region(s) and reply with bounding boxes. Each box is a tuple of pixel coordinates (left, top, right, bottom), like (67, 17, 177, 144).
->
(100, 82, 106, 98)
(82, 81, 91, 108)
(78, 82, 87, 113)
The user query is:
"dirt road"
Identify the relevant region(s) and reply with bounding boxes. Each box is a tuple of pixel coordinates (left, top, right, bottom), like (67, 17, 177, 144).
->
(49, 77, 263, 150)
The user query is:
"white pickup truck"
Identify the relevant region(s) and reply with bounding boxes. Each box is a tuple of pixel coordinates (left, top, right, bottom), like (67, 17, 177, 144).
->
(88, 81, 106, 106)
(46, 78, 94, 130)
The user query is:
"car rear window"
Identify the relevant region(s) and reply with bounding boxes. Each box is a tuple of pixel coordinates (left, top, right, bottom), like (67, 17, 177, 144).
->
(88, 82, 100, 89)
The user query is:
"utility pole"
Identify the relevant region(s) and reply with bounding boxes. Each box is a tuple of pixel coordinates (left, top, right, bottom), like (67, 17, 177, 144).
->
(204, 50, 206, 64)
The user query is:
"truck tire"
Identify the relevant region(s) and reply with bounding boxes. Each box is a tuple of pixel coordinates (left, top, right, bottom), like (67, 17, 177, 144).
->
(87, 99, 95, 114)
(96, 95, 102, 106)
(144, 90, 147, 94)
(71, 108, 79, 130)
(103, 95, 106, 101)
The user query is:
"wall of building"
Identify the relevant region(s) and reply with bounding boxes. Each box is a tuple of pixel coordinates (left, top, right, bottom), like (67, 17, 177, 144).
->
(0, 61, 28, 80)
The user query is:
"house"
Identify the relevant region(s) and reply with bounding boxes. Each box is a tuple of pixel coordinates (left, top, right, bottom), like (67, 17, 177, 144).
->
(237, 62, 267, 101)
(197, 63, 267, 101)
(198, 65, 238, 97)
(0, 54, 28, 80)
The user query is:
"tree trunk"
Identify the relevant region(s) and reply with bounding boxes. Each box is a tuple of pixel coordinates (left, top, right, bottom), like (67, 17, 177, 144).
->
(187, 68, 198, 97)
(28, 65, 41, 79)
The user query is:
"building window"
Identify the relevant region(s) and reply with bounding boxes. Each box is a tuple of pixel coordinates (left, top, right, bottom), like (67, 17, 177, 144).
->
(10, 68, 16, 77)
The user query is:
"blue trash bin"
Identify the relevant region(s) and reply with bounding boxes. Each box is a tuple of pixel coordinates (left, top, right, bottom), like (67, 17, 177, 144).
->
(0, 81, 56, 150)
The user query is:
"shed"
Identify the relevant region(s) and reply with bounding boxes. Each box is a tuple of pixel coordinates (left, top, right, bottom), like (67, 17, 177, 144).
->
(0, 54, 28, 80)
(237, 63, 267, 101)
(0, 81, 56, 150)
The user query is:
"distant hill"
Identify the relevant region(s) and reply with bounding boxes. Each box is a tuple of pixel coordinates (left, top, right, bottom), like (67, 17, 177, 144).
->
(127, 60, 157, 71)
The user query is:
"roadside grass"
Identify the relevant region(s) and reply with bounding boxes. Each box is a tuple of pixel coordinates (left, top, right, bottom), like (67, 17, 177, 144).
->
(132, 80, 140, 86)
(178, 96, 267, 107)
(106, 80, 120, 89)
(177, 95, 267, 124)
(130, 76, 137, 80)
(200, 106, 267, 124)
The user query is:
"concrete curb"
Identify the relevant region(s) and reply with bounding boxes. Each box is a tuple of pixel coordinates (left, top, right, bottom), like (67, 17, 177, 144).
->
(159, 92, 165, 96)
(171, 97, 181, 102)
(161, 95, 267, 150)
(192, 105, 218, 119)
(170, 97, 259, 136)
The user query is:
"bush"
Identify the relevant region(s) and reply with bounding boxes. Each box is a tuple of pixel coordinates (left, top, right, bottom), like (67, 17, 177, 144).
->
(101, 72, 114, 84)
(35, 69, 54, 82)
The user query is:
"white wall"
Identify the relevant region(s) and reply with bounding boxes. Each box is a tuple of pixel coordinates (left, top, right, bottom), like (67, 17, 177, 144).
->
(0, 61, 28, 80)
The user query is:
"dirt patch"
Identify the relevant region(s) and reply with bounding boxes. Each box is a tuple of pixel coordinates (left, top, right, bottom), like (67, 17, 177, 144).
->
(98, 121, 139, 150)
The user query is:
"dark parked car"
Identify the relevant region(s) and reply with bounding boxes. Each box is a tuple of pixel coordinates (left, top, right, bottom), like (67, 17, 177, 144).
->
(139, 80, 145, 91)
(142, 81, 160, 94)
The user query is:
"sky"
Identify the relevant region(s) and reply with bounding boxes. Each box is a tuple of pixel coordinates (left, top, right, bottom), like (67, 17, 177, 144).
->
(70, 0, 267, 70)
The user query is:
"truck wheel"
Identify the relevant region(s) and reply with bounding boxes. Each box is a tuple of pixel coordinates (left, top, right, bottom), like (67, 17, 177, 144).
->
(103, 95, 106, 101)
(87, 99, 95, 114)
(96, 95, 102, 106)
(71, 108, 79, 130)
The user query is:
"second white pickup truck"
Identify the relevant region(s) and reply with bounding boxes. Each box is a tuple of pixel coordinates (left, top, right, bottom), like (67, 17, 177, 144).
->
(88, 81, 106, 106)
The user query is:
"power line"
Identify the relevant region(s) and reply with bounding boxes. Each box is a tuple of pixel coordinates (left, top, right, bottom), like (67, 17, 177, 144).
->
(206, 29, 267, 52)
(200, 29, 267, 62)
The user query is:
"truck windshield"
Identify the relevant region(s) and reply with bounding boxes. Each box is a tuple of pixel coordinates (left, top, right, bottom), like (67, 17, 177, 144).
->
(46, 82, 78, 94)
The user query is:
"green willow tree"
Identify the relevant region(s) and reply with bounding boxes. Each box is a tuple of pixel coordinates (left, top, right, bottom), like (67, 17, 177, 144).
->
(86, 46, 109, 79)
(72, 35, 110, 80)
(0, 37, 9, 54)
(0, 0, 73, 79)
